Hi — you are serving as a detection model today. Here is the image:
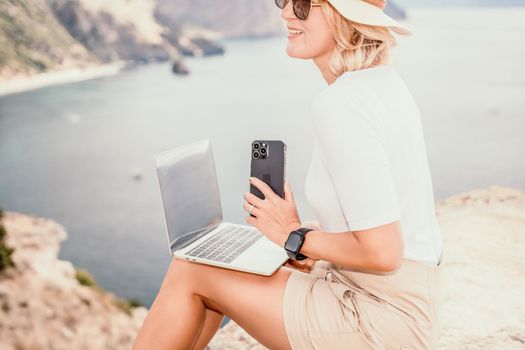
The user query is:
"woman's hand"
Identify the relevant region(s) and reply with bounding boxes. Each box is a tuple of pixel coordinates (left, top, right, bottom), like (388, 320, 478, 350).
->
(283, 257, 318, 273)
(243, 177, 301, 247)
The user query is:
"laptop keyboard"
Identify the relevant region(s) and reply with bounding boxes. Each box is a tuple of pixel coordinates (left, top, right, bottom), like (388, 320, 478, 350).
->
(186, 226, 263, 263)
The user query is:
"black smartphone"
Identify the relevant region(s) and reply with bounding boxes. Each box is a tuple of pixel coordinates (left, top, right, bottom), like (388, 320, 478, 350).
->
(250, 140, 287, 202)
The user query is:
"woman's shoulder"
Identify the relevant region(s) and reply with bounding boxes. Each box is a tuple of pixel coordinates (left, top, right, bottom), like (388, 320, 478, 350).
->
(311, 66, 406, 129)
(312, 83, 362, 117)
(311, 68, 392, 113)
(310, 79, 378, 129)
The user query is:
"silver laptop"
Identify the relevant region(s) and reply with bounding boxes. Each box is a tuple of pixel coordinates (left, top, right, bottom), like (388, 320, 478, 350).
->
(154, 139, 289, 276)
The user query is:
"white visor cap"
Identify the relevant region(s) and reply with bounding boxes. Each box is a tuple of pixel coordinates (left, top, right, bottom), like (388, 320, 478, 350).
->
(325, 0, 412, 35)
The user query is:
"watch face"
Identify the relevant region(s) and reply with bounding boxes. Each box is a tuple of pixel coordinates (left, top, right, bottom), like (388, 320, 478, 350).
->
(285, 231, 303, 251)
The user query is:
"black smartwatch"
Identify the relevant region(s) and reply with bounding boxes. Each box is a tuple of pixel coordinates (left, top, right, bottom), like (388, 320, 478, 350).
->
(284, 227, 313, 261)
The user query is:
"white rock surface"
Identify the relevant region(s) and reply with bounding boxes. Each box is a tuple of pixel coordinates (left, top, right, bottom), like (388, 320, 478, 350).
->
(0, 212, 147, 350)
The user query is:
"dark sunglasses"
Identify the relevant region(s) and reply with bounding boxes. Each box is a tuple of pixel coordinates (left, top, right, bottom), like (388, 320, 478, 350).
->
(275, 0, 322, 21)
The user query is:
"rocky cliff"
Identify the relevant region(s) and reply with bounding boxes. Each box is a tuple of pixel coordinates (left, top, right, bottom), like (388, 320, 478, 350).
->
(154, 0, 284, 40)
(0, 211, 147, 350)
(0, 0, 285, 79)
(49, 0, 172, 64)
(0, 0, 98, 79)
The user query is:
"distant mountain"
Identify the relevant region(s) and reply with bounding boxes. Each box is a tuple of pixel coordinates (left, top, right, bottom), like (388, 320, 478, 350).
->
(396, 0, 525, 6)
(0, 0, 98, 79)
(155, 0, 285, 39)
(50, 0, 172, 64)
(0, 0, 285, 79)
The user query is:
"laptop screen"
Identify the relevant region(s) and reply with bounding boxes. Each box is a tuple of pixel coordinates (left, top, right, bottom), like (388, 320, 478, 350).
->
(154, 139, 222, 252)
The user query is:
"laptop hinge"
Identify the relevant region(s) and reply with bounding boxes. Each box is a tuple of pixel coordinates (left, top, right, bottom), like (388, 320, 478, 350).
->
(170, 224, 220, 252)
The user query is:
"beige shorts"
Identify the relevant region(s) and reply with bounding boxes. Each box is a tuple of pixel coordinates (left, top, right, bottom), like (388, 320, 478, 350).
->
(282, 252, 444, 350)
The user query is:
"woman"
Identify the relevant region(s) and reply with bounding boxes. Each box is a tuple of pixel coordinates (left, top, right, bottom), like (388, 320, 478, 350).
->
(132, 0, 444, 349)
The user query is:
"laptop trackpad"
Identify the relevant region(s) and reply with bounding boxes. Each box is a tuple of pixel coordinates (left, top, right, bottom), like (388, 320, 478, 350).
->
(231, 236, 288, 268)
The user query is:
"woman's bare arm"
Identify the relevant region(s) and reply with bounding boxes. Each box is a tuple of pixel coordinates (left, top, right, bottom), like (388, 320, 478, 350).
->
(299, 220, 404, 273)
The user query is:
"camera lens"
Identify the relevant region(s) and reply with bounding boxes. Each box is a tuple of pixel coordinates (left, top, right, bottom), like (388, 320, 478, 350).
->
(253, 142, 260, 150)
(253, 151, 260, 159)
(260, 147, 266, 154)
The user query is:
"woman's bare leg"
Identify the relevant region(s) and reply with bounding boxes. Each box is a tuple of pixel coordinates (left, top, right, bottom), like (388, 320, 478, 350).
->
(191, 307, 224, 350)
(132, 257, 294, 350)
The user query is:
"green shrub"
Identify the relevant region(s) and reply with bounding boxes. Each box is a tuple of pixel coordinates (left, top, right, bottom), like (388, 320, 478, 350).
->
(114, 297, 143, 316)
(0, 243, 14, 271)
(0, 223, 14, 271)
(75, 267, 99, 288)
(126, 298, 143, 308)
(74, 266, 143, 316)
(0, 224, 6, 241)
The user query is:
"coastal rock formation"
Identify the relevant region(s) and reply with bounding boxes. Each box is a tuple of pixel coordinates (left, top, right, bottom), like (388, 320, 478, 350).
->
(50, 0, 171, 64)
(435, 186, 525, 349)
(0, 0, 98, 79)
(0, 0, 288, 80)
(0, 212, 147, 350)
(154, 0, 285, 40)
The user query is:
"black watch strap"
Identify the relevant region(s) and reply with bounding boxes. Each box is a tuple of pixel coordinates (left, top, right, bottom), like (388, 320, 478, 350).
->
(288, 227, 313, 261)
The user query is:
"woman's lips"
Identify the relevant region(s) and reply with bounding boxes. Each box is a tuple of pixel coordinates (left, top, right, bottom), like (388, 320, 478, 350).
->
(287, 26, 303, 40)
(287, 31, 303, 40)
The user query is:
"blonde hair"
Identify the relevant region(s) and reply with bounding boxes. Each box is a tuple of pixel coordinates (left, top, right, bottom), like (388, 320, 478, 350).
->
(319, 0, 397, 76)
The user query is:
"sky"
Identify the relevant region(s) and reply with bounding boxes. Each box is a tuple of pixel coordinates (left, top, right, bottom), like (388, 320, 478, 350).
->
(395, 0, 525, 7)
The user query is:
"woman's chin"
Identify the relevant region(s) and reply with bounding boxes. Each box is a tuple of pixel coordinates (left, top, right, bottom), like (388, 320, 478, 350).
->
(285, 45, 311, 59)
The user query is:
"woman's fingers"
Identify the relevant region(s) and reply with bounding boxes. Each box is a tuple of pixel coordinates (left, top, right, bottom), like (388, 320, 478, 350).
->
(297, 258, 317, 270)
(283, 261, 310, 272)
(304, 258, 317, 269)
(249, 177, 278, 201)
(284, 180, 295, 203)
(244, 191, 265, 208)
(283, 258, 317, 272)
(243, 199, 259, 217)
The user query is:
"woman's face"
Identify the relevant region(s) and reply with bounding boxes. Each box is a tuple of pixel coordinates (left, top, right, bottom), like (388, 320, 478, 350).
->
(280, 0, 335, 60)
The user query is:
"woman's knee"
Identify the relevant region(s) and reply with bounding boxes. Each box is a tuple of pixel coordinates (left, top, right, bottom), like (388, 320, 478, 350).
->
(163, 257, 200, 290)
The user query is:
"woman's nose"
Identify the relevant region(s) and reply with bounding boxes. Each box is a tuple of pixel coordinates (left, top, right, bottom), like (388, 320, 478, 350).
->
(280, 0, 296, 20)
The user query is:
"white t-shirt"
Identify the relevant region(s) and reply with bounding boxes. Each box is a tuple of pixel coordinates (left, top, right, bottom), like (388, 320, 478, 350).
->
(304, 64, 443, 266)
